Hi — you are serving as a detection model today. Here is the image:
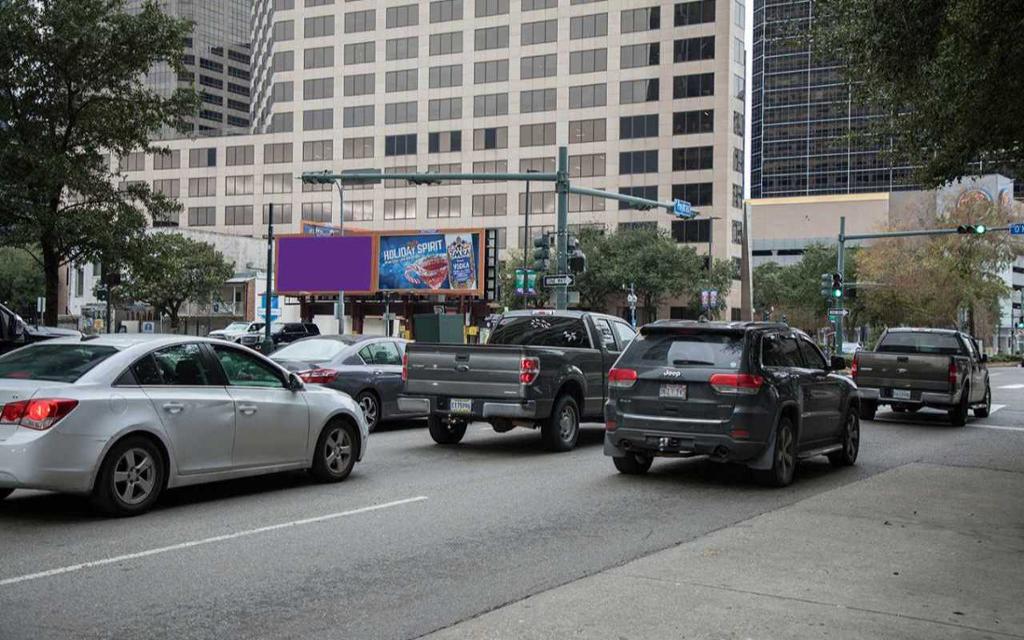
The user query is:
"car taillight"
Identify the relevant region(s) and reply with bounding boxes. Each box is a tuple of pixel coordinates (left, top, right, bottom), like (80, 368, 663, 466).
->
(520, 357, 540, 384)
(709, 373, 764, 395)
(0, 398, 78, 431)
(297, 368, 339, 384)
(605, 419, 618, 432)
(608, 368, 638, 389)
(402, 353, 408, 382)
(851, 354, 859, 379)
(948, 359, 958, 391)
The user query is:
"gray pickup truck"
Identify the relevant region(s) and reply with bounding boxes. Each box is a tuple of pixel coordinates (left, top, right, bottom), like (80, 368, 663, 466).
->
(398, 310, 637, 451)
(853, 328, 991, 425)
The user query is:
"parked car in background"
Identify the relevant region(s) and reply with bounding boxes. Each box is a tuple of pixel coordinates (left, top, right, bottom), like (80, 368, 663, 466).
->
(208, 321, 265, 346)
(271, 335, 423, 432)
(0, 302, 81, 355)
(604, 321, 859, 486)
(841, 341, 862, 355)
(270, 321, 320, 346)
(0, 335, 368, 516)
(853, 328, 990, 425)
(400, 310, 637, 451)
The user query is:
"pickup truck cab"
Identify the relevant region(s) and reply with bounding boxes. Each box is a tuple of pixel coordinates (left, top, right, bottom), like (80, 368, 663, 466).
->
(853, 328, 990, 425)
(399, 310, 637, 451)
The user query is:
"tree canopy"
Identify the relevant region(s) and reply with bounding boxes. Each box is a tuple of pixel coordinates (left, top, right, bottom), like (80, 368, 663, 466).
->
(0, 247, 45, 318)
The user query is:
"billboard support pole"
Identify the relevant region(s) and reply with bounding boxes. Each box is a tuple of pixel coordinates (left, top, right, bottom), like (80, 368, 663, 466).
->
(555, 146, 569, 311)
(336, 183, 346, 334)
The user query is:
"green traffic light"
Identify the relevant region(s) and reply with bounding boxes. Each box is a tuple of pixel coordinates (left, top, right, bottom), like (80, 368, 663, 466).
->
(975, 224, 987, 234)
(832, 289, 843, 298)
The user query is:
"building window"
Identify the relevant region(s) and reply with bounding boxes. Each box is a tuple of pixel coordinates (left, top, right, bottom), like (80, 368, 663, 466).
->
(674, 73, 715, 99)
(385, 133, 417, 156)
(568, 84, 606, 109)
(274, 0, 294, 10)
(570, 192, 606, 212)
(386, 4, 418, 28)
(386, 101, 418, 124)
(428, 97, 461, 121)
(672, 146, 714, 171)
(384, 165, 416, 188)
(429, 64, 463, 88)
(343, 9, 374, 33)
(304, 14, 334, 38)
(301, 202, 332, 223)
(303, 108, 333, 130)
(272, 50, 294, 72)
(472, 160, 508, 179)
(263, 142, 293, 164)
(303, 77, 334, 100)
(304, 46, 334, 69)
(734, 110, 744, 136)
(520, 122, 556, 147)
(225, 205, 253, 226)
(619, 150, 658, 175)
(385, 69, 417, 92)
(474, 59, 509, 83)
(428, 130, 462, 153)
(569, 118, 606, 144)
(473, 93, 508, 117)
(472, 194, 507, 217)
(343, 200, 374, 222)
(733, 148, 743, 172)
(475, 25, 508, 51)
(427, 163, 461, 184)
(303, 140, 333, 161)
(386, 36, 418, 61)
(269, 112, 294, 133)
(188, 148, 216, 168)
(620, 114, 659, 139)
(671, 218, 710, 243)
(263, 173, 293, 194)
(618, 185, 657, 210)
(673, 109, 714, 134)
(520, 157, 554, 172)
(569, 48, 607, 74)
(344, 41, 375, 65)
(521, 88, 557, 113)
(225, 175, 254, 195)
(519, 191, 556, 215)
(187, 207, 216, 227)
(621, 42, 660, 69)
(188, 177, 216, 197)
(620, 78, 659, 104)
(732, 220, 744, 244)
(429, 0, 463, 23)
(569, 153, 606, 178)
(384, 198, 417, 220)
(262, 204, 293, 225)
(621, 6, 660, 33)
(674, 0, 715, 26)
(427, 196, 461, 218)
(674, 36, 715, 62)
(344, 137, 375, 159)
(523, 0, 556, 9)
(672, 182, 713, 206)
(271, 81, 293, 103)
(272, 20, 294, 42)
(570, 13, 607, 39)
(475, 0, 508, 17)
(342, 73, 374, 97)
(520, 54, 556, 80)
(473, 126, 508, 150)
(430, 31, 463, 56)
(225, 145, 253, 166)
(343, 105, 375, 128)
(732, 183, 744, 208)
(152, 179, 179, 198)
(521, 19, 557, 45)
(152, 150, 180, 170)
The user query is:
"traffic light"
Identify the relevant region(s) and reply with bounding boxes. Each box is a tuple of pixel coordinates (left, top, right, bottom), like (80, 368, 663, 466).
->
(95, 285, 108, 302)
(831, 273, 844, 299)
(300, 170, 335, 185)
(957, 224, 987, 234)
(566, 233, 588, 274)
(820, 273, 833, 298)
(532, 233, 551, 271)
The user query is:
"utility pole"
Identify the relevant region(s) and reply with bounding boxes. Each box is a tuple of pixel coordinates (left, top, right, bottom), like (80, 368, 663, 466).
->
(834, 216, 846, 354)
(262, 203, 274, 353)
(554, 146, 569, 310)
(335, 182, 347, 334)
(626, 283, 638, 328)
(522, 169, 537, 310)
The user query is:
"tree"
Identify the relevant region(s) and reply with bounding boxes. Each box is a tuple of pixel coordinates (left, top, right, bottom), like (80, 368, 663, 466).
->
(120, 233, 234, 330)
(572, 229, 619, 312)
(753, 262, 786, 319)
(496, 249, 549, 310)
(750, 244, 862, 330)
(0, 247, 45, 317)
(811, 0, 1024, 187)
(0, 0, 199, 324)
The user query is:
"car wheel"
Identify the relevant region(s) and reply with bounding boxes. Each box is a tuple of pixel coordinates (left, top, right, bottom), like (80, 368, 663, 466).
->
(613, 453, 653, 475)
(0, 488, 13, 501)
(91, 436, 166, 517)
(541, 395, 580, 452)
(758, 417, 797, 487)
(949, 385, 970, 427)
(311, 419, 358, 482)
(859, 400, 877, 421)
(356, 391, 380, 433)
(973, 385, 991, 418)
(428, 415, 467, 445)
(828, 410, 860, 467)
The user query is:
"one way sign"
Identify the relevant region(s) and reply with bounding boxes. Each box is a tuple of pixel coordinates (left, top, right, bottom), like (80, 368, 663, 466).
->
(542, 274, 575, 287)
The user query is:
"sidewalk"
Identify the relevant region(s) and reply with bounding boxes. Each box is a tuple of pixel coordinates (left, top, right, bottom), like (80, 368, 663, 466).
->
(424, 463, 1024, 640)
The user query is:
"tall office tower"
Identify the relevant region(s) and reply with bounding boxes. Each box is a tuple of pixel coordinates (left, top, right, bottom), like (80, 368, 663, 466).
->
(128, 0, 254, 137)
(750, 0, 917, 198)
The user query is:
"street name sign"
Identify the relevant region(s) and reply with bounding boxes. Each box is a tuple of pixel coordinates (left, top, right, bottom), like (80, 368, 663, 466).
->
(542, 274, 575, 287)
(1010, 223, 1024, 235)
(828, 308, 850, 317)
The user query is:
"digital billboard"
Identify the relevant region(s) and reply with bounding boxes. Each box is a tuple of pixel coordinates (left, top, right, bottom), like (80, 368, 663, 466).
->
(275, 236, 374, 293)
(376, 230, 483, 295)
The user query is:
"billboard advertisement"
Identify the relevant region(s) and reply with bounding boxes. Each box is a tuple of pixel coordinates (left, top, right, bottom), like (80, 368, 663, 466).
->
(276, 236, 374, 293)
(377, 231, 483, 295)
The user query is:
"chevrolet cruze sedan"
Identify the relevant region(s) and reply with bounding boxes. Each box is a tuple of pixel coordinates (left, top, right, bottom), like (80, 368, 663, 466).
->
(0, 335, 368, 516)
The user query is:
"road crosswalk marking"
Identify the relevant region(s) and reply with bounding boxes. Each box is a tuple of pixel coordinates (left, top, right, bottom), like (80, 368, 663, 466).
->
(997, 384, 1024, 389)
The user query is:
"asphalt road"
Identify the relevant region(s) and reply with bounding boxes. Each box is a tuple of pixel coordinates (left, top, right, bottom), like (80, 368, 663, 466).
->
(2, 366, 1023, 640)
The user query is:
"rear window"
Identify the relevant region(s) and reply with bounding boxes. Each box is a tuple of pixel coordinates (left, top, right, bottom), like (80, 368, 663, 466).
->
(487, 316, 591, 349)
(620, 332, 745, 369)
(272, 339, 348, 363)
(877, 332, 964, 355)
(0, 344, 118, 383)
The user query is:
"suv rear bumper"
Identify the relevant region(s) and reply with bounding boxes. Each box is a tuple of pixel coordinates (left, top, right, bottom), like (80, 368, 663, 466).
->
(398, 396, 549, 421)
(604, 428, 766, 461)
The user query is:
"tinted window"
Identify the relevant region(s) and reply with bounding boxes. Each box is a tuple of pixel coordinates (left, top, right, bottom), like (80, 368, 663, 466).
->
(303, 323, 321, 335)
(0, 344, 117, 383)
(214, 346, 284, 387)
(488, 316, 592, 348)
(358, 341, 402, 365)
(148, 344, 216, 385)
(762, 334, 802, 368)
(797, 339, 827, 369)
(620, 332, 744, 369)
(614, 322, 637, 345)
(595, 319, 617, 350)
(876, 332, 964, 355)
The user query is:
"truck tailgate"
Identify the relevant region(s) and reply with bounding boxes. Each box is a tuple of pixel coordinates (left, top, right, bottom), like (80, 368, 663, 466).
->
(856, 352, 951, 392)
(404, 344, 526, 399)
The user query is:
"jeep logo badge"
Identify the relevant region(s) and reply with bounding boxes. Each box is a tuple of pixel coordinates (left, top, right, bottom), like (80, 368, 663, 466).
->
(663, 369, 682, 378)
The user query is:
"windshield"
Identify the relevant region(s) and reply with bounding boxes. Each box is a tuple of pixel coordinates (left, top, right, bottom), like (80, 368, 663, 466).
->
(272, 339, 348, 363)
(620, 332, 745, 369)
(223, 322, 253, 331)
(0, 344, 118, 383)
(487, 316, 591, 348)
(877, 332, 964, 355)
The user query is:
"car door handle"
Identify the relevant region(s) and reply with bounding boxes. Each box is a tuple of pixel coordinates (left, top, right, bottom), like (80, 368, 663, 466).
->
(374, 370, 384, 375)
(238, 404, 258, 416)
(162, 402, 185, 414)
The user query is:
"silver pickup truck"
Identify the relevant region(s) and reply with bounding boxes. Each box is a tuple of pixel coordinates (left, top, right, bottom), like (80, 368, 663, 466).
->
(853, 328, 990, 425)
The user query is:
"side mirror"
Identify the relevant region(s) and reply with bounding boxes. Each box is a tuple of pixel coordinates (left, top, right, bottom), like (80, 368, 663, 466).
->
(829, 355, 847, 371)
(980, 353, 988, 363)
(287, 373, 304, 391)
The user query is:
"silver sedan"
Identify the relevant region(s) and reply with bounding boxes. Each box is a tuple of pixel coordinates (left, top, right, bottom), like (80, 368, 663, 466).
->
(0, 335, 368, 516)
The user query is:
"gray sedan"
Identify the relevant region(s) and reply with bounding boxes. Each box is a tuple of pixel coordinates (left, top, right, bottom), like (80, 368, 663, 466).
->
(0, 335, 368, 516)
(271, 335, 425, 432)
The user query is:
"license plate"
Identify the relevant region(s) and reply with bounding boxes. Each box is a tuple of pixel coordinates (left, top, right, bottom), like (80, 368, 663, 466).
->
(659, 384, 688, 400)
(449, 398, 473, 414)
(892, 389, 911, 400)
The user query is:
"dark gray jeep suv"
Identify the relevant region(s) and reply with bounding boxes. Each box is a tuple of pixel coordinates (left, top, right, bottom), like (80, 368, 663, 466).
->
(603, 321, 860, 486)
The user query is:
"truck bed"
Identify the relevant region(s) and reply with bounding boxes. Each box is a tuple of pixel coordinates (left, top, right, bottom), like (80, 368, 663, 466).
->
(855, 351, 953, 394)
(403, 343, 530, 400)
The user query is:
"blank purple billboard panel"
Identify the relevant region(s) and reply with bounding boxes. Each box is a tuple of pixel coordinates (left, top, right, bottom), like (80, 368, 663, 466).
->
(276, 236, 374, 292)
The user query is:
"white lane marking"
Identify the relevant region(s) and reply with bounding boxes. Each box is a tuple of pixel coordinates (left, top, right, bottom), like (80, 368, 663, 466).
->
(997, 384, 1024, 389)
(989, 404, 1006, 415)
(0, 496, 428, 588)
(969, 424, 1024, 433)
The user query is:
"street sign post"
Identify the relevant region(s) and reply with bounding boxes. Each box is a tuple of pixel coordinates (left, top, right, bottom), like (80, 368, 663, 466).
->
(672, 199, 694, 218)
(1010, 223, 1024, 235)
(542, 274, 575, 288)
(828, 308, 850, 318)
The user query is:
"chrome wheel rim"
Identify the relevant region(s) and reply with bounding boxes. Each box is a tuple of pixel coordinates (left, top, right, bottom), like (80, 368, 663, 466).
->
(558, 405, 577, 441)
(113, 448, 156, 506)
(777, 426, 794, 479)
(359, 395, 378, 427)
(846, 414, 859, 460)
(324, 428, 352, 474)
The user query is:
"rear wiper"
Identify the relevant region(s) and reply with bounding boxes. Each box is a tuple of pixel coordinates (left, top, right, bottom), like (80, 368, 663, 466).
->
(672, 359, 714, 366)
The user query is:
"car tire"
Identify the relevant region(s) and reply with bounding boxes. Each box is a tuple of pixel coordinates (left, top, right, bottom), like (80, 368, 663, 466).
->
(541, 395, 580, 452)
(0, 488, 13, 501)
(859, 400, 877, 421)
(91, 436, 166, 517)
(311, 419, 358, 482)
(973, 385, 991, 418)
(949, 385, 970, 427)
(828, 410, 860, 467)
(613, 453, 653, 475)
(428, 415, 467, 445)
(757, 417, 797, 488)
(356, 391, 381, 433)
